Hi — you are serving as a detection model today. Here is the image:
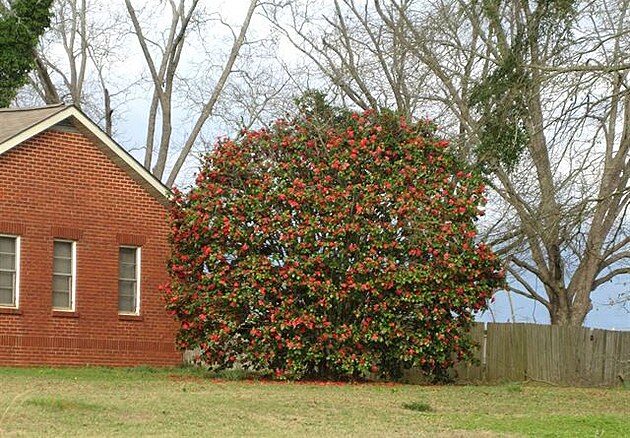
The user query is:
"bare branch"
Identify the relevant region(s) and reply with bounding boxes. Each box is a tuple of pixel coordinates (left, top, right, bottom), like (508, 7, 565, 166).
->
(166, 0, 259, 186)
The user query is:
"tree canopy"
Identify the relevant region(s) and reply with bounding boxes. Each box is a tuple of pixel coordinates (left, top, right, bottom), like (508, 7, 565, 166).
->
(164, 100, 504, 380)
(0, 0, 53, 107)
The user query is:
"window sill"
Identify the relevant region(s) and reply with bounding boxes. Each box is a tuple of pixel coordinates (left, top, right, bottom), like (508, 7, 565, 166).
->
(52, 310, 79, 318)
(118, 313, 143, 322)
(0, 307, 21, 315)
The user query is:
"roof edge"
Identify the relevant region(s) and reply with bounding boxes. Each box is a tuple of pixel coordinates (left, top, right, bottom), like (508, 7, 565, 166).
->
(0, 105, 171, 203)
(0, 103, 65, 113)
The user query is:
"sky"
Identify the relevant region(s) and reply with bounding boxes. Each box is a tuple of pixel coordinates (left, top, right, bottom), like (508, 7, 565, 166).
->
(479, 282, 629, 330)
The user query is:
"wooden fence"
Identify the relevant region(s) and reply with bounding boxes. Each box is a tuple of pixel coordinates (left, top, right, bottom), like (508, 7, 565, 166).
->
(447, 323, 630, 386)
(184, 321, 629, 387)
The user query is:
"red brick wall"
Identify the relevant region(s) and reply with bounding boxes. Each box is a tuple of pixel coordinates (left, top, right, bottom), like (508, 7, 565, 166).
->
(0, 128, 182, 366)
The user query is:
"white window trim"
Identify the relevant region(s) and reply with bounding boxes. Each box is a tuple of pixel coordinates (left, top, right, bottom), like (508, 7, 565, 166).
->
(119, 246, 141, 315)
(0, 234, 20, 309)
(52, 239, 77, 311)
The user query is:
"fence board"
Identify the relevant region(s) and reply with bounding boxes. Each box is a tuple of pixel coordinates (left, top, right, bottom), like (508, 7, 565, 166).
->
(488, 323, 528, 381)
(452, 323, 485, 382)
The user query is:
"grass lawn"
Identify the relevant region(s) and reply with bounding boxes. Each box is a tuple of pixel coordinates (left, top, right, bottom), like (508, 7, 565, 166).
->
(0, 367, 628, 437)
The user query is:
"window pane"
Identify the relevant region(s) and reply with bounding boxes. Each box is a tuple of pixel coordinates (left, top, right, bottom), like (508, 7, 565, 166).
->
(119, 296, 135, 313)
(119, 263, 136, 280)
(53, 291, 70, 308)
(0, 237, 15, 254)
(0, 287, 13, 305)
(119, 295, 135, 313)
(53, 257, 72, 274)
(0, 271, 13, 289)
(53, 275, 70, 294)
(119, 248, 136, 264)
(0, 253, 15, 271)
(118, 279, 135, 297)
(53, 241, 72, 258)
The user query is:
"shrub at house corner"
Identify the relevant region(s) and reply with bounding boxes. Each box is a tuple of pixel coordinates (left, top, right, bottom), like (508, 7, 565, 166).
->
(164, 105, 504, 380)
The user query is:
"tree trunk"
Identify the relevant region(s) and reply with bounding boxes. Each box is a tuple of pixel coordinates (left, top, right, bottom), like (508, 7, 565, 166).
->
(33, 56, 60, 104)
(549, 304, 592, 326)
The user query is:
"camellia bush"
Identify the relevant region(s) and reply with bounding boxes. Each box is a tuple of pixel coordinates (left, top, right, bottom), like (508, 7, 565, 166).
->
(164, 101, 504, 380)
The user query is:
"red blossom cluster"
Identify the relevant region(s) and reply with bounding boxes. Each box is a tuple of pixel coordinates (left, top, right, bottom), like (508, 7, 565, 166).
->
(164, 109, 504, 380)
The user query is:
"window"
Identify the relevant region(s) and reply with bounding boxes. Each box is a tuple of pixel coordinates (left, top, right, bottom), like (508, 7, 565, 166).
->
(52, 240, 76, 310)
(119, 247, 140, 314)
(0, 236, 19, 308)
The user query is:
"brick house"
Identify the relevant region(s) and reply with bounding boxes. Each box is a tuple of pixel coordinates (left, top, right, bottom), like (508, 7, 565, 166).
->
(0, 104, 181, 366)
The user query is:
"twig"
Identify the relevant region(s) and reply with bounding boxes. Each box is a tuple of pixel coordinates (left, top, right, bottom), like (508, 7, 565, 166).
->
(525, 378, 559, 386)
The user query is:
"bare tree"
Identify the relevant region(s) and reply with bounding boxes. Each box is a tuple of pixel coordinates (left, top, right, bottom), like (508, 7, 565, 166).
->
(22, 0, 132, 134)
(262, 1, 436, 116)
(21, 0, 279, 183)
(267, 0, 630, 325)
(125, 0, 259, 186)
